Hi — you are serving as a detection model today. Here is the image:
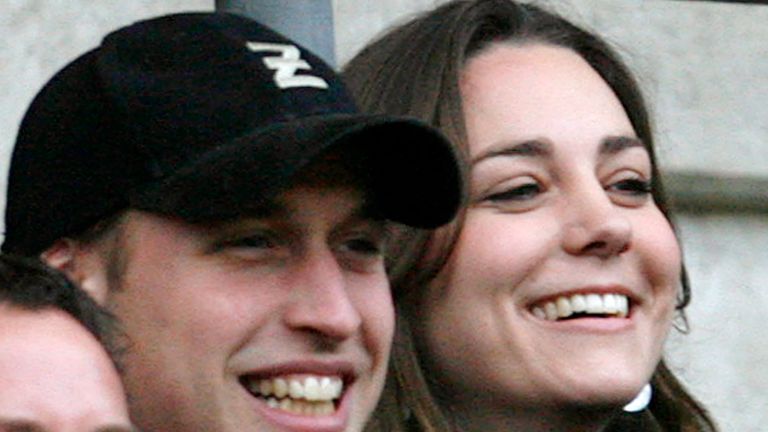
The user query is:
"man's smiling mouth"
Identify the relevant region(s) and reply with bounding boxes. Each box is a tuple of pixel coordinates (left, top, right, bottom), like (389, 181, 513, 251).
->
(531, 293, 630, 321)
(241, 375, 345, 416)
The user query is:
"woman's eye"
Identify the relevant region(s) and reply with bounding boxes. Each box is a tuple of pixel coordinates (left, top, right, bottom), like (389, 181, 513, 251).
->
(606, 176, 653, 207)
(608, 178, 652, 196)
(485, 182, 542, 202)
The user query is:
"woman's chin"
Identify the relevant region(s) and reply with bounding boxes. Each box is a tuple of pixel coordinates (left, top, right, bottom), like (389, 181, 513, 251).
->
(554, 381, 648, 411)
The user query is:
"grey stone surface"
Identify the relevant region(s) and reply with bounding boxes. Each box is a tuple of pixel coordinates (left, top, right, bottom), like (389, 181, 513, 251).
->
(668, 213, 768, 431)
(562, 0, 768, 178)
(334, 0, 443, 66)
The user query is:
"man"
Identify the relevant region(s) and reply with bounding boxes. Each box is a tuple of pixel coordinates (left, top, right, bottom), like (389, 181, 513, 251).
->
(0, 254, 133, 432)
(3, 12, 461, 432)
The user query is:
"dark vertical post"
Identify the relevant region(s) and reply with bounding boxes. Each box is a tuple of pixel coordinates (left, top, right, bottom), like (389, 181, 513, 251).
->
(215, 0, 336, 68)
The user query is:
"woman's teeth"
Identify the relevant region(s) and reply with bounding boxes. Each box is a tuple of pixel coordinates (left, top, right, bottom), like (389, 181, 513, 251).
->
(532, 293, 629, 321)
(245, 375, 343, 416)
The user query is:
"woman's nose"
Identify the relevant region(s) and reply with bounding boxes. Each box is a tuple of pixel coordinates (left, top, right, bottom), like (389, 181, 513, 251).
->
(560, 185, 632, 259)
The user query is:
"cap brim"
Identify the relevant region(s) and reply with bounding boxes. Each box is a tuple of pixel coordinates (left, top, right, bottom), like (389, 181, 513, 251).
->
(130, 114, 462, 229)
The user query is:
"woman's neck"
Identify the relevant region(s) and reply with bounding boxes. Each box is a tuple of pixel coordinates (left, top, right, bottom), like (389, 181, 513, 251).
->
(447, 399, 618, 432)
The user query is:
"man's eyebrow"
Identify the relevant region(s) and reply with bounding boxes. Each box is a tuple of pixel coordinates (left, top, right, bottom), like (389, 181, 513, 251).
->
(0, 418, 44, 432)
(470, 139, 552, 166)
(599, 135, 645, 155)
(355, 199, 387, 223)
(241, 199, 286, 219)
(95, 426, 137, 432)
(0, 420, 136, 432)
(244, 197, 382, 224)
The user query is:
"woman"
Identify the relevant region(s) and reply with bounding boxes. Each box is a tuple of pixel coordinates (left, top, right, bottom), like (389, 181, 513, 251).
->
(343, 0, 717, 431)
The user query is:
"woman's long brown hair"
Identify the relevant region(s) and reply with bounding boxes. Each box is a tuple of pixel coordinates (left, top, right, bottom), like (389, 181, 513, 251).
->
(344, 1, 716, 430)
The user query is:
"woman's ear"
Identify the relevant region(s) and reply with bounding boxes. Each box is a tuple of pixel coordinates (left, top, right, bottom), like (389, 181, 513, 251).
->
(41, 238, 111, 304)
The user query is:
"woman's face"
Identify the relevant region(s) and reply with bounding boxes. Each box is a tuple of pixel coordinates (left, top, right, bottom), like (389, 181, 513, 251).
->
(416, 43, 680, 415)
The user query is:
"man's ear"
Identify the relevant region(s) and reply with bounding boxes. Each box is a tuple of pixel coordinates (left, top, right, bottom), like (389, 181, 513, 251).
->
(41, 238, 78, 275)
(42, 238, 111, 304)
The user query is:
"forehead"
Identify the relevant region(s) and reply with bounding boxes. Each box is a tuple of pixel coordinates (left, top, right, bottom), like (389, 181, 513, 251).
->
(460, 42, 635, 154)
(0, 307, 128, 426)
(204, 147, 377, 225)
(0, 306, 88, 351)
(120, 184, 377, 250)
(0, 307, 107, 385)
(222, 185, 375, 236)
(237, 151, 379, 223)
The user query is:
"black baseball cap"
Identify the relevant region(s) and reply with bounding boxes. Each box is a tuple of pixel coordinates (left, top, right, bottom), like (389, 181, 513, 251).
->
(3, 12, 462, 255)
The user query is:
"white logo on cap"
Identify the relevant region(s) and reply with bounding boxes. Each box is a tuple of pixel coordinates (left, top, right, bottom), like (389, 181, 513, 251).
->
(246, 42, 329, 90)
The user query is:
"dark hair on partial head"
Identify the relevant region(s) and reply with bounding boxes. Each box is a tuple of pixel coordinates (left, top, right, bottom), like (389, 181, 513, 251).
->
(0, 253, 124, 372)
(344, 0, 714, 431)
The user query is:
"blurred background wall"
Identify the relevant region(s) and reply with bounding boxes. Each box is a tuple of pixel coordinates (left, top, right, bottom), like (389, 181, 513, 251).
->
(2, 0, 766, 430)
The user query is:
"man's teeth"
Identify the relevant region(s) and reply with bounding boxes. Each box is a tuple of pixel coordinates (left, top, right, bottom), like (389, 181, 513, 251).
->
(246, 376, 343, 416)
(532, 293, 629, 321)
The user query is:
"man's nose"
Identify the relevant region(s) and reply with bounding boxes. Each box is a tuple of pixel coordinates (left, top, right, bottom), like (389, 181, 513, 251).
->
(282, 246, 362, 341)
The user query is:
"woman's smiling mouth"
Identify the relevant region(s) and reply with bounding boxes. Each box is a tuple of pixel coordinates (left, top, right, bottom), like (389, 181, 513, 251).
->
(531, 293, 630, 321)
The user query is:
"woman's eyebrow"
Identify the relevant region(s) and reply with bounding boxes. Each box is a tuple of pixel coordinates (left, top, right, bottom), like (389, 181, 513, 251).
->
(600, 135, 645, 155)
(471, 139, 552, 166)
(471, 136, 644, 166)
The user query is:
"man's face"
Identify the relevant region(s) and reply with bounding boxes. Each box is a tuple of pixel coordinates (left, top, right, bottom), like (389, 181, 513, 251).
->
(0, 306, 132, 432)
(85, 178, 394, 431)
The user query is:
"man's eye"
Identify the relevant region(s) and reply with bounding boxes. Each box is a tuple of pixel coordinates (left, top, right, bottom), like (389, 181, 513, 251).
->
(335, 229, 387, 273)
(485, 183, 541, 202)
(227, 234, 274, 249)
(342, 237, 383, 256)
(210, 232, 281, 258)
(338, 227, 386, 256)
